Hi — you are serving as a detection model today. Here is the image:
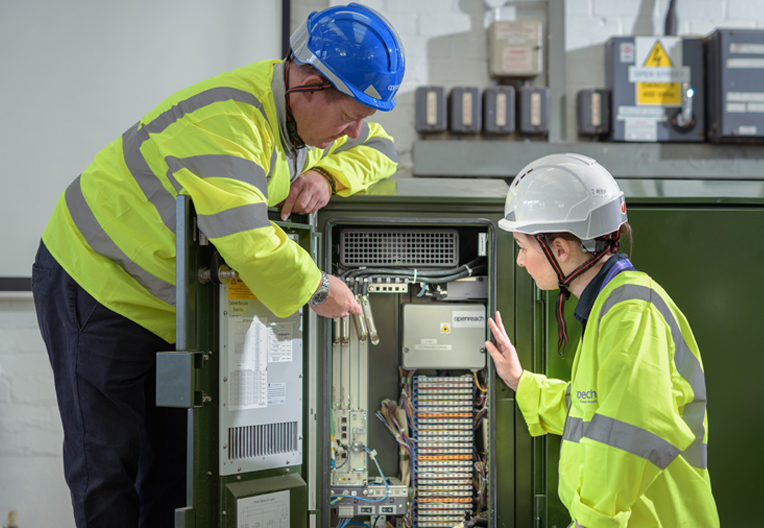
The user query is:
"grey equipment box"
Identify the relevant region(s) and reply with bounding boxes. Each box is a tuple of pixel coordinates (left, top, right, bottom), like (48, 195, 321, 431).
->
(449, 87, 482, 134)
(415, 86, 448, 133)
(483, 86, 516, 134)
(517, 85, 550, 135)
(706, 28, 764, 143)
(606, 36, 705, 142)
(577, 89, 611, 136)
(402, 303, 486, 370)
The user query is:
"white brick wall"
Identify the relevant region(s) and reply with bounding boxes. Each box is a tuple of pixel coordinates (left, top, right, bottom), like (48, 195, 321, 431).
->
(0, 295, 73, 528)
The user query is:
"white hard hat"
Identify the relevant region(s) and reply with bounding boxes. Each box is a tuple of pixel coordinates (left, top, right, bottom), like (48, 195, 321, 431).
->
(498, 153, 627, 240)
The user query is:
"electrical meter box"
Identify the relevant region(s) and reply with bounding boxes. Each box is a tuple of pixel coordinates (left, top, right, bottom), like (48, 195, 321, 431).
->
(449, 87, 482, 134)
(577, 89, 611, 136)
(518, 85, 550, 135)
(415, 86, 447, 133)
(606, 36, 705, 142)
(488, 20, 543, 78)
(706, 28, 764, 143)
(402, 303, 486, 370)
(483, 86, 516, 134)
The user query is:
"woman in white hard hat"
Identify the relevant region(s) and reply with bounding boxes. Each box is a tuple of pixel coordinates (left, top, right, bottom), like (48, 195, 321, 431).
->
(487, 153, 719, 528)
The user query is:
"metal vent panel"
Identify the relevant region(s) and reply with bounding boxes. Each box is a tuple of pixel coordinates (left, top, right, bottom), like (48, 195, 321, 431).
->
(228, 421, 298, 460)
(340, 229, 459, 267)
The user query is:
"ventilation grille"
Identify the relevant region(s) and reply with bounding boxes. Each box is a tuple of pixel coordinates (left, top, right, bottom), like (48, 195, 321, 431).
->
(228, 421, 298, 460)
(340, 229, 459, 267)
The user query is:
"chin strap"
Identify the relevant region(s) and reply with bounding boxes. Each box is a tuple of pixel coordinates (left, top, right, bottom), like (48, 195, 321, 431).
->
(534, 231, 621, 357)
(283, 55, 333, 150)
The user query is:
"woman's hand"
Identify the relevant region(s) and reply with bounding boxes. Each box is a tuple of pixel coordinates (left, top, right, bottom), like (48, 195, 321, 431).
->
(485, 311, 524, 391)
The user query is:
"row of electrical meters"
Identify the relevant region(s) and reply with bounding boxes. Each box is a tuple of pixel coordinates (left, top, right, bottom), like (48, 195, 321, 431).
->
(156, 179, 764, 528)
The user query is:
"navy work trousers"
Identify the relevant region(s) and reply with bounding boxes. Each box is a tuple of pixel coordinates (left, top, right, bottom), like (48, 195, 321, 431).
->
(32, 241, 186, 528)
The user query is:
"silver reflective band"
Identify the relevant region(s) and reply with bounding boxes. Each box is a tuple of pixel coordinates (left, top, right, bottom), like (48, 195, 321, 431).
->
(598, 283, 708, 469)
(165, 155, 270, 199)
(64, 176, 176, 307)
(562, 414, 681, 471)
(68, 87, 272, 307)
(197, 202, 271, 239)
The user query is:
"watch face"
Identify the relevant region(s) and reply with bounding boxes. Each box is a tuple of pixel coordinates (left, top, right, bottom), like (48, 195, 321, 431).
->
(312, 290, 329, 305)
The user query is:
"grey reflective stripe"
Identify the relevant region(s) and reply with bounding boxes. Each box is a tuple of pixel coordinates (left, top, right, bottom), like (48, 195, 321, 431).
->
(64, 176, 176, 306)
(123, 87, 272, 232)
(563, 415, 583, 443)
(165, 155, 269, 199)
(562, 415, 681, 470)
(142, 87, 269, 136)
(325, 122, 400, 163)
(197, 202, 271, 239)
(586, 414, 681, 470)
(598, 284, 708, 469)
(123, 122, 177, 233)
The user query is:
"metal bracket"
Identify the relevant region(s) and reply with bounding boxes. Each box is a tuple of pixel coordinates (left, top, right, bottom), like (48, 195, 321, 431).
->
(156, 350, 211, 408)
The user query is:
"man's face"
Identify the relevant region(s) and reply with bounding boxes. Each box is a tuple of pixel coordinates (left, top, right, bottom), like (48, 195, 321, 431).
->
(294, 91, 377, 149)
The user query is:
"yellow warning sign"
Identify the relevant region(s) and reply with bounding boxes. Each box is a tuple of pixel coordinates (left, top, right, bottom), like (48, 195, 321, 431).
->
(637, 41, 680, 105)
(644, 41, 673, 67)
(228, 278, 257, 300)
(440, 323, 451, 334)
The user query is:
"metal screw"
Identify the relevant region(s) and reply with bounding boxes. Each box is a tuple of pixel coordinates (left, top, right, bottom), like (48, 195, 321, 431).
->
(207, 471, 212, 476)
(286, 460, 290, 465)
(222, 511, 227, 516)
(223, 444, 227, 449)
(285, 468, 290, 473)
(203, 395, 212, 403)
(223, 377, 228, 382)
(403, 347, 409, 353)
(223, 310, 228, 315)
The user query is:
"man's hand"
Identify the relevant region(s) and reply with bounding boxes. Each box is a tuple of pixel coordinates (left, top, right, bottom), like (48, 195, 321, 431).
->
(485, 311, 524, 391)
(309, 274, 362, 319)
(279, 170, 332, 221)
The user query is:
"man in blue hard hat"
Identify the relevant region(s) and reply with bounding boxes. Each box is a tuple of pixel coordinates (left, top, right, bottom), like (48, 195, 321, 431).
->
(32, 3, 405, 527)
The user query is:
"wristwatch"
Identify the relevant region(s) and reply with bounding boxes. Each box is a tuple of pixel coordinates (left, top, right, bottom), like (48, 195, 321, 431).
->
(308, 271, 330, 306)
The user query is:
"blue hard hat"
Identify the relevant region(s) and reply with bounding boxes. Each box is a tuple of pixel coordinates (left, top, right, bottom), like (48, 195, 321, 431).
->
(290, 3, 405, 111)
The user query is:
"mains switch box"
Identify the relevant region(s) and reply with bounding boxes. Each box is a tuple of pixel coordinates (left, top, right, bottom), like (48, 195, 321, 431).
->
(402, 303, 486, 370)
(488, 20, 543, 78)
(706, 28, 764, 143)
(606, 36, 705, 142)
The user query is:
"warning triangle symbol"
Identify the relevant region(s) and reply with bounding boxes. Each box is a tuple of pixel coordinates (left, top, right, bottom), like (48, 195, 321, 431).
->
(644, 41, 673, 67)
(441, 324, 451, 333)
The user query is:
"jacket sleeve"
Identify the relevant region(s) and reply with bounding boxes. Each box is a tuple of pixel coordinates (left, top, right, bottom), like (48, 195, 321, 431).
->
(306, 121, 398, 196)
(515, 371, 570, 436)
(569, 301, 696, 528)
(159, 115, 321, 317)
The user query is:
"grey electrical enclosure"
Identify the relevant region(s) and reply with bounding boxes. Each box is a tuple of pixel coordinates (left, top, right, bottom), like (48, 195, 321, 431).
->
(518, 85, 549, 135)
(606, 36, 705, 142)
(706, 28, 764, 143)
(483, 86, 516, 134)
(402, 303, 486, 370)
(449, 87, 482, 134)
(415, 86, 447, 133)
(577, 89, 611, 136)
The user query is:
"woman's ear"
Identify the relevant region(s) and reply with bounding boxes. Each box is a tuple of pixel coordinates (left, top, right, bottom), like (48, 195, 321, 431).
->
(552, 237, 572, 262)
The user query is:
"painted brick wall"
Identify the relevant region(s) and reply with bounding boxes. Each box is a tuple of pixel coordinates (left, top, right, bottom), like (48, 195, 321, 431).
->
(0, 295, 73, 528)
(4, 1, 764, 526)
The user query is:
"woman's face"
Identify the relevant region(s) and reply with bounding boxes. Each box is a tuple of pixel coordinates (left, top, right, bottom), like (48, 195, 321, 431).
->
(513, 233, 559, 290)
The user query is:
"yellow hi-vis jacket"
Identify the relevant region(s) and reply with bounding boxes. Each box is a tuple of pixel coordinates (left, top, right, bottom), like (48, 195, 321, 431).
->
(516, 271, 719, 528)
(42, 60, 397, 343)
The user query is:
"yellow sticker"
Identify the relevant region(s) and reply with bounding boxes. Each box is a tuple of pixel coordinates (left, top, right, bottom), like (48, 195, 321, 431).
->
(440, 323, 451, 334)
(227, 278, 257, 300)
(636, 82, 681, 105)
(636, 40, 680, 105)
(643, 40, 673, 67)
